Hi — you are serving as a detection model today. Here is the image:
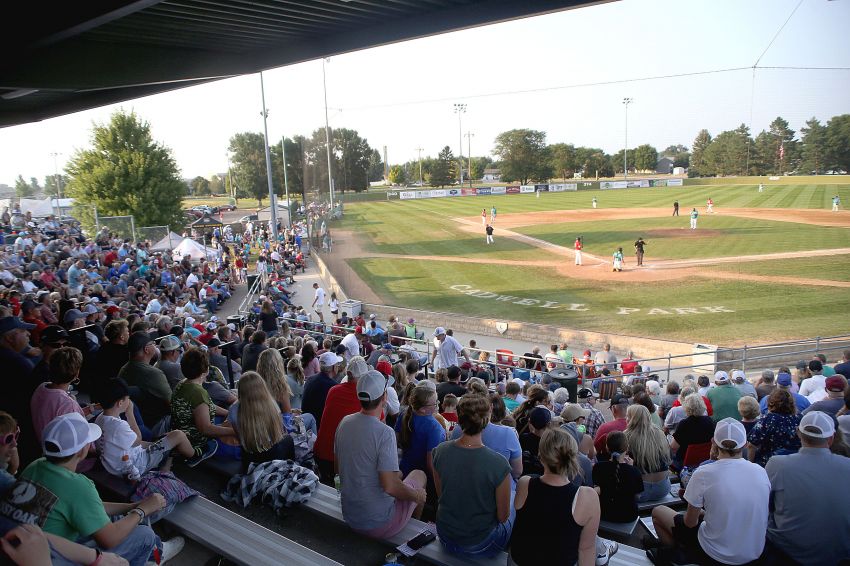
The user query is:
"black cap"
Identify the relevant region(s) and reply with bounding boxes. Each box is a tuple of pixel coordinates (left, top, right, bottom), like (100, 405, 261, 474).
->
(610, 393, 630, 406)
(41, 325, 69, 345)
(128, 331, 154, 354)
(206, 338, 222, 348)
(169, 325, 184, 337)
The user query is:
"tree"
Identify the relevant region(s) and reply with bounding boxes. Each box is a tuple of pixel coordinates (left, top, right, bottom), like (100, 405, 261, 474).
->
(208, 174, 225, 195)
(228, 132, 270, 206)
(388, 165, 407, 185)
(663, 144, 690, 168)
(44, 174, 69, 198)
(29, 177, 41, 195)
(611, 149, 635, 174)
(825, 114, 850, 173)
(190, 176, 210, 196)
(574, 147, 611, 178)
(702, 124, 751, 176)
(66, 111, 185, 231)
(752, 117, 797, 175)
(368, 149, 384, 183)
(14, 175, 33, 198)
(493, 129, 552, 185)
(799, 117, 828, 174)
(632, 144, 659, 172)
(549, 143, 576, 180)
(269, 136, 305, 202)
(429, 146, 455, 188)
(690, 129, 712, 176)
(468, 158, 486, 181)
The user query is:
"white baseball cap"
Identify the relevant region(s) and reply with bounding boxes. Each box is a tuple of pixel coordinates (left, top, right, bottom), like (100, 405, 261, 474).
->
(798, 411, 835, 439)
(731, 370, 746, 382)
(357, 369, 389, 402)
(713, 417, 747, 450)
(714, 370, 730, 384)
(43, 413, 101, 457)
(346, 356, 370, 380)
(319, 351, 343, 366)
(433, 327, 446, 337)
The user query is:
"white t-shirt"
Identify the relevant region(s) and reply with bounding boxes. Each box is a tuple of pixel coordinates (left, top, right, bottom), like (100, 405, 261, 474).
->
(95, 414, 146, 476)
(313, 287, 326, 307)
(799, 375, 825, 399)
(684, 457, 770, 564)
(186, 273, 199, 287)
(340, 332, 360, 360)
(434, 336, 463, 370)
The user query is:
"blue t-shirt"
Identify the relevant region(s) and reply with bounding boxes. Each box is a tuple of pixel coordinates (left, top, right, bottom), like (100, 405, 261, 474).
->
(397, 414, 445, 477)
(760, 392, 810, 414)
(451, 422, 521, 463)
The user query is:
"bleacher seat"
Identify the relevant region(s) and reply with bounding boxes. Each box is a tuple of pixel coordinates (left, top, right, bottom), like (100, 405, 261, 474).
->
(637, 491, 685, 512)
(599, 517, 639, 536)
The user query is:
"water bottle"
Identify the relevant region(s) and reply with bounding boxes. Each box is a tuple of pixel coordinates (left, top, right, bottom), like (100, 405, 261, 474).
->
(122, 452, 140, 481)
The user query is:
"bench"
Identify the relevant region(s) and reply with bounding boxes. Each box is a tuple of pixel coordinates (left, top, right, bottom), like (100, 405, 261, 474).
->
(302, 483, 653, 566)
(599, 517, 639, 537)
(637, 491, 685, 513)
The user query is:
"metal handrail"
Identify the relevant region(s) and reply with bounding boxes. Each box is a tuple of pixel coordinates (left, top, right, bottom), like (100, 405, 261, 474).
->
(237, 274, 263, 315)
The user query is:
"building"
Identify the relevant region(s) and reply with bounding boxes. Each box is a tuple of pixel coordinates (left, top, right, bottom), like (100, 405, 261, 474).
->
(655, 157, 674, 174)
(482, 169, 501, 182)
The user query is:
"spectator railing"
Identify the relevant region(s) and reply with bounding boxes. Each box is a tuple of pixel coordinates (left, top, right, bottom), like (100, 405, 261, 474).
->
(237, 272, 263, 314)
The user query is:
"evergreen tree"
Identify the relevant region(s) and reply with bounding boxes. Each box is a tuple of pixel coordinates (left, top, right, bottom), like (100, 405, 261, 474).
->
(429, 146, 455, 187)
(690, 129, 712, 176)
(799, 117, 828, 174)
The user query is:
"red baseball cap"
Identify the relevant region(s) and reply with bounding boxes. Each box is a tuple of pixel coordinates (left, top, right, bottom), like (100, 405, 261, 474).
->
(375, 360, 393, 377)
(825, 375, 847, 392)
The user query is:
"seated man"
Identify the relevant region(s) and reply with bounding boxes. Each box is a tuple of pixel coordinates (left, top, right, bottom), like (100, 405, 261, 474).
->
(651, 418, 770, 565)
(334, 369, 426, 539)
(5, 413, 183, 565)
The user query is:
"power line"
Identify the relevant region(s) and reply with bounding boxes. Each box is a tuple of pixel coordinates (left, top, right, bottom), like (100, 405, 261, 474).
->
(753, 0, 805, 68)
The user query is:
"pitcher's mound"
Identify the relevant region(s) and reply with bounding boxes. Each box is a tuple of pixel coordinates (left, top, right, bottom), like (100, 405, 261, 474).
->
(643, 228, 723, 239)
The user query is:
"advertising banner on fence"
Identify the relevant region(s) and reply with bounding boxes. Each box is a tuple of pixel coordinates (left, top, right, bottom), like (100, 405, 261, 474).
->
(506, 186, 521, 194)
(399, 191, 417, 199)
(462, 188, 477, 196)
(535, 184, 549, 192)
(475, 187, 492, 195)
(430, 189, 447, 198)
(415, 190, 433, 199)
(447, 188, 462, 197)
(386, 191, 400, 200)
(548, 183, 578, 192)
(651, 180, 667, 187)
(600, 181, 627, 190)
(667, 178, 683, 186)
(490, 186, 506, 195)
(520, 185, 536, 193)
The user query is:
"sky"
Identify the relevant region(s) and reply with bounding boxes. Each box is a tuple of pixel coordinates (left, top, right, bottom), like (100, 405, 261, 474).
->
(1, 0, 848, 186)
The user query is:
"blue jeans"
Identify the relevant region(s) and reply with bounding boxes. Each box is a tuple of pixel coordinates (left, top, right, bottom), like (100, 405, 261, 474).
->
(62, 523, 160, 566)
(637, 476, 671, 502)
(438, 491, 515, 558)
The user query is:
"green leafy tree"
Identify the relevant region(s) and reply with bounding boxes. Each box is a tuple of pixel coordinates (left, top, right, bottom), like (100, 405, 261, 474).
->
(663, 144, 690, 168)
(228, 132, 270, 206)
(632, 144, 659, 172)
(690, 129, 713, 176)
(270, 136, 305, 202)
(44, 174, 69, 198)
(468, 158, 486, 181)
(14, 175, 33, 198)
(574, 147, 611, 178)
(753, 117, 798, 175)
(334, 128, 373, 193)
(208, 174, 224, 195)
(549, 143, 576, 180)
(429, 146, 455, 188)
(29, 177, 41, 195)
(65, 110, 184, 231)
(825, 114, 850, 172)
(190, 176, 210, 196)
(799, 117, 828, 174)
(611, 149, 635, 174)
(388, 165, 407, 185)
(702, 124, 751, 176)
(367, 149, 384, 183)
(493, 129, 552, 185)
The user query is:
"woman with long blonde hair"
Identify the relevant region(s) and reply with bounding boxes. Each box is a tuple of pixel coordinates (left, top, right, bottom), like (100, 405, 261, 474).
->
(398, 386, 444, 485)
(256, 348, 293, 415)
(624, 404, 672, 502)
(227, 372, 293, 466)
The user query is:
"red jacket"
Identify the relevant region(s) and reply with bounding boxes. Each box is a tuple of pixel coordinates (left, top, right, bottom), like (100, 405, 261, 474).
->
(314, 382, 361, 462)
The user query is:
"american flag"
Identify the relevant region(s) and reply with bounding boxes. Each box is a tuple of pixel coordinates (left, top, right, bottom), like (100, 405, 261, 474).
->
(779, 142, 785, 160)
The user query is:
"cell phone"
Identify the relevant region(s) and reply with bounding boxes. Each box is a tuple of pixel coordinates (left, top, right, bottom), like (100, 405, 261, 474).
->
(406, 531, 436, 550)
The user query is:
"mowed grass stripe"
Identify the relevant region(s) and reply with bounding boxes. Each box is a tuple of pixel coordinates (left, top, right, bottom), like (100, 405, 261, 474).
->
(714, 254, 850, 282)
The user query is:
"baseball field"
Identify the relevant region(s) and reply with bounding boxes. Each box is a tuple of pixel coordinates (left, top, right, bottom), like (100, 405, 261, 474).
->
(332, 178, 850, 346)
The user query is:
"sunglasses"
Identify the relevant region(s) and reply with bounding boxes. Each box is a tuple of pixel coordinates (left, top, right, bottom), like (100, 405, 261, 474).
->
(0, 427, 20, 446)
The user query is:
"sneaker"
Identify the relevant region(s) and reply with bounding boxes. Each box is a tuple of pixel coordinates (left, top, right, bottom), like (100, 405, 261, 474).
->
(186, 440, 217, 468)
(596, 539, 619, 566)
(159, 536, 185, 565)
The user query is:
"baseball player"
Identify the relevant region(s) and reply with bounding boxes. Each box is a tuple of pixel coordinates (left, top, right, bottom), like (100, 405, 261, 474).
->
(592, 197, 597, 209)
(485, 224, 494, 244)
(612, 247, 624, 272)
(574, 236, 583, 266)
(706, 197, 714, 213)
(634, 237, 646, 267)
(481, 208, 487, 227)
(690, 208, 699, 230)
(490, 205, 497, 224)
(536, 187, 540, 199)
(833, 195, 841, 212)
(672, 200, 679, 216)
(758, 183, 764, 193)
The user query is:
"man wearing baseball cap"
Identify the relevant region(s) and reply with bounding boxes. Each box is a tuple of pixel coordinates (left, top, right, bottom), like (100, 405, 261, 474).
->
(117, 332, 172, 434)
(314, 356, 373, 484)
(706, 371, 741, 422)
(730, 370, 757, 399)
(577, 387, 606, 438)
(430, 327, 470, 372)
(334, 369, 427, 539)
(301, 351, 344, 429)
(802, 374, 847, 417)
(759, 372, 810, 415)
(763, 411, 850, 564)
(651, 417, 770, 565)
(9, 413, 183, 565)
(155, 334, 185, 390)
(593, 393, 629, 456)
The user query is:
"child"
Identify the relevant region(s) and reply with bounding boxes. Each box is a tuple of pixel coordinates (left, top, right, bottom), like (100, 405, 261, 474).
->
(0, 411, 19, 493)
(95, 378, 202, 479)
(591, 431, 644, 523)
(440, 393, 459, 424)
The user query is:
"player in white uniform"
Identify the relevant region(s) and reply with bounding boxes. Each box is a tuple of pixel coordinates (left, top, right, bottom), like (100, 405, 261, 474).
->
(690, 208, 699, 230)
(592, 197, 597, 209)
(706, 198, 714, 213)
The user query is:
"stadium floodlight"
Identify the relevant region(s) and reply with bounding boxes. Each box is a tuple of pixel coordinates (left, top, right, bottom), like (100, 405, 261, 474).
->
(622, 97, 633, 180)
(454, 103, 467, 185)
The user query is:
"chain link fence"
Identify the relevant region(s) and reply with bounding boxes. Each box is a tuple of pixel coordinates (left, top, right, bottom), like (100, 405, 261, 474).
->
(137, 225, 170, 246)
(97, 215, 136, 242)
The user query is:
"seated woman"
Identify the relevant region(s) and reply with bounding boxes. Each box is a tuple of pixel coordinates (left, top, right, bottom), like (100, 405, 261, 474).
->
(747, 389, 801, 467)
(510, 427, 617, 566)
(30, 347, 86, 444)
(171, 347, 235, 460)
(624, 404, 672, 502)
(432, 394, 513, 558)
(592, 432, 644, 523)
(670, 393, 715, 471)
(397, 386, 445, 491)
(227, 371, 294, 467)
(512, 386, 552, 434)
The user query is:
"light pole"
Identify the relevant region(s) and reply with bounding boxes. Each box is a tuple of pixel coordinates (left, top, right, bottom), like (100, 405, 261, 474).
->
(415, 147, 423, 186)
(622, 97, 633, 180)
(259, 71, 278, 241)
(49, 152, 63, 199)
(453, 103, 466, 185)
(322, 58, 335, 206)
(465, 132, 474, 187)
(280, 136, 291, 228)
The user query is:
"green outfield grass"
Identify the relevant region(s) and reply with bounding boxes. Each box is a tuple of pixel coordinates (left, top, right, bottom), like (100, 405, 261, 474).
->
(714, 254, 850, 282)
(348, 257, 847, 344)
(515, 216, 850, 260)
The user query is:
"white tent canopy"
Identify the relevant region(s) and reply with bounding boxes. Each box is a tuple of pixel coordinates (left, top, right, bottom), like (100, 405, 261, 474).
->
(0, 197, 75, 218)
(171, 238, 220, 262)
(150, 231, 183, 252)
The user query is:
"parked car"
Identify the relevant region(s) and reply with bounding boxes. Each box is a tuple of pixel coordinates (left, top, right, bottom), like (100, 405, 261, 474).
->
(239, 214, 258, 224)
(218, 204, 237, 212)
(184, 209, 204, 218)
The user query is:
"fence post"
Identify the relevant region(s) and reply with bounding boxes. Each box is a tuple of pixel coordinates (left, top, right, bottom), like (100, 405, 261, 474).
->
(130, 215, 136, 244)
(742, 345, 748, 372)
(667, 354, 672, 384)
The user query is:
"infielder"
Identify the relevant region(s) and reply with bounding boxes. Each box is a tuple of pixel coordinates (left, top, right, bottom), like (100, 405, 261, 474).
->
(490, 205, 497, 224)
(574, 236, 583, 266)
(485, 224, 494, 244)
(612, 247, 624, 272)
(758, 183, 764, 193)
(481, 208, 487, 227)
(690, 208, 699, 230)
(706, 197, 714, 213)
(833, 195, 841, 212)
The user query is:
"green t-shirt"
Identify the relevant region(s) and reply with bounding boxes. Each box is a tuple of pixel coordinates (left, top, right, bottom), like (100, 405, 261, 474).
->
(557, 349, 574, 365)
(12, 458, 109, 541)
(707, 384, 742, 422)
(502, 396, 520, 413)
(172, 380, 214, 449)
(432, 441, 511, 546)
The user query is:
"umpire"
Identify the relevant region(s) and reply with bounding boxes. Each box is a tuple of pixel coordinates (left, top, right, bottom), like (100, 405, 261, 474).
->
(634, 237, 646, 267)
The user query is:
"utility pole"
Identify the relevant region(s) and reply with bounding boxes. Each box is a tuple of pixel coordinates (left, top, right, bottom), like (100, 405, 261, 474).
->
(415, 147, 424, 186)
(465, 132, 474, 187)
(259, 71, 278, 241)
(322, 58, 335, 206)
(453, 103, 466, 185)
(49, 152, 63, 199)
(280, 136, 291, 228)
(226, 154, 235, 199)
(622, 97, 633, 181)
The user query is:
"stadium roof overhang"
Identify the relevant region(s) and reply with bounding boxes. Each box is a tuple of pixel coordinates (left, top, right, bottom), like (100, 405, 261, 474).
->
(0, 0, 610, 129)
